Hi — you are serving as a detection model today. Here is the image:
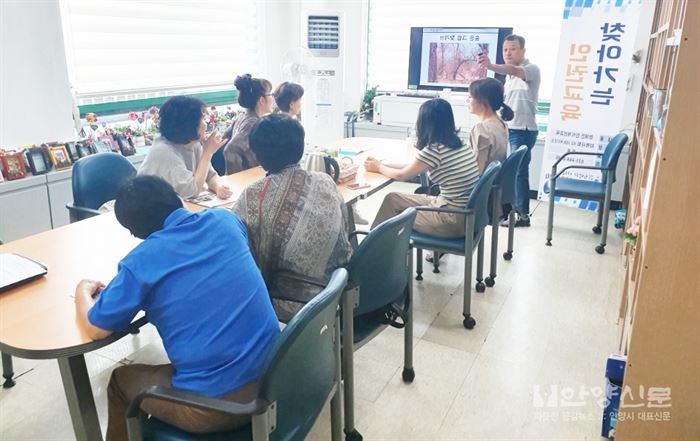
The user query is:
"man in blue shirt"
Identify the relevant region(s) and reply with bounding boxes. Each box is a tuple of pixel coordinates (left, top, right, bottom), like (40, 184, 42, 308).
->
(75, 175, 279, 440)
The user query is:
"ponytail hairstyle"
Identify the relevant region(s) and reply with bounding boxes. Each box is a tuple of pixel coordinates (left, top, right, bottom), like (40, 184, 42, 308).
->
(273, 82, 305, 113)
(415, 98, 463, 150)
(469, 77, 514, 122)
(234, 74, 272, 110)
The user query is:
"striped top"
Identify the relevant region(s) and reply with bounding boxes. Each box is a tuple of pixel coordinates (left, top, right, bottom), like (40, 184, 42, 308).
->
(415, 143, 480, 207)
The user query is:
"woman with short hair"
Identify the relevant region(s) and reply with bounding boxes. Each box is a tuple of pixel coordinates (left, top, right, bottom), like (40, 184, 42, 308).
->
(223, 74, 274, 174)
(138, 96, 231, 199)
(365, 98, 480, 238)
(273, 82, 304, 118)
(232, 113, 352, 322)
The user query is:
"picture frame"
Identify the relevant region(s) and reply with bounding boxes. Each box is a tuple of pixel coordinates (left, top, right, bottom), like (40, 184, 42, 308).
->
(0, 151, 29, 181)
(99, 134, 119, 152)
(93, 139, 113, 154)
(76, 141, 93, 158)
(26, 146, 52, 175)
(65, 142, 80, 162)
(48, 145, 72, 170)
(115, 135, 135, 156)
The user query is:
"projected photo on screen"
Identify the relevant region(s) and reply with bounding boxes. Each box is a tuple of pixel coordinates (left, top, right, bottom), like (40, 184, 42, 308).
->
(425, 42, 489, 85)
(408, 27, 513, 92)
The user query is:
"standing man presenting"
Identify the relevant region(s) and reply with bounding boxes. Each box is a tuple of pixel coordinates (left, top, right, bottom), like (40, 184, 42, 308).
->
(479, 34, 540, 227)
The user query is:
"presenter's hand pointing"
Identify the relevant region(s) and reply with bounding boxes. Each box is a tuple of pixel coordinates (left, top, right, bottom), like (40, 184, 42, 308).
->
(477, 53, 492, 70)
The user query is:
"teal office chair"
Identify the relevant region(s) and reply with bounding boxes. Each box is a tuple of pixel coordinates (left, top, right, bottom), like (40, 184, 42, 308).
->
(476, 146, 528, 290)
(341, 207, 416, 441)
(544, 133, 628, 254)
(125, 268, 348, 441)
(412, 161, 501, 329)
(66, 152, 137, 223)
(212, 148, 226, 176)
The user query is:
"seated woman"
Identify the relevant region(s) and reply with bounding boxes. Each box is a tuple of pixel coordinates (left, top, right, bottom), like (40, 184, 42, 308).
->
(138, 96, 232, 200)
(223, 74, 273, 174)
(365, 98, 480, 238)
(468, 77, 513, 174)
(232, 114, 352, 321)
(273, 82, 304, 118)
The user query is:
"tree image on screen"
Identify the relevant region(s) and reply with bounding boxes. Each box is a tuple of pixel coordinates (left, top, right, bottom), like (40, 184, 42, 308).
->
(428, 42, 489, 84)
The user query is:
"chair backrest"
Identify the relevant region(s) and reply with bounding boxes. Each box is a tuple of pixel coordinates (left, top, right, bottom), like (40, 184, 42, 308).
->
(211, 148, 226, 176)
(601, 132, 629, 182)
(495, 146, 528, 204)
(72, 152, 137, 209)
(347, 207, 416, 316)
(466, 161, 502, 234)
(259, 268, 348, 441)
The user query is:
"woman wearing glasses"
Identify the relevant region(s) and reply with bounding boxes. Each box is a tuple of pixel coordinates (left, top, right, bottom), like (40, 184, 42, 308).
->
(223, 74, 274, 174)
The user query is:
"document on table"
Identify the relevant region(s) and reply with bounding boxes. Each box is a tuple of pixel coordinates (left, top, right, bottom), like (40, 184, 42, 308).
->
(186, 191, 237, 208)
(0, 253, 48, 291)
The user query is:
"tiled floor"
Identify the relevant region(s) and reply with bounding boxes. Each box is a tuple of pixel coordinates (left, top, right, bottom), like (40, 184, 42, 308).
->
(0, 182, 623, 440)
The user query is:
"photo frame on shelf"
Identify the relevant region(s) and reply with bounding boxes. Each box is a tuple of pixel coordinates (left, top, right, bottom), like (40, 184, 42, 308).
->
(26, 146, 52, 175)
(99, 134, 119, 152)
(48, 145, 72, 170)
(65, 142, 80, 162)
(0, 151, 29, 181)
(76, 141, 93, 158)
(116, 135, 135, 156)
(93, 139, 113, 154)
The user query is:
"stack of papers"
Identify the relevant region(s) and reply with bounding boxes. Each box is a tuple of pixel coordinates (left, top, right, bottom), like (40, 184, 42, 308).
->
(0, 253, 48, 291)
(186, 191, 237, 208)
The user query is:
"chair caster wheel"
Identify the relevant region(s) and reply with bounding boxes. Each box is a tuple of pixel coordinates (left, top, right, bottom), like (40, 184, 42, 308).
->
(475, 282, 485, 293)
(130, 328, 140, 335)
(415, 274, 423, 281)
(345, 429, 363, 441)
(595, 245, 605, 254)
(592, 225, 602, 234)
(462, 315, 476, 329)
(503, 251, 513, 261)
(3, 378, 16, 389)
(545, 240, 552, 246)
(485, 276, 495, 287)
(432, 268, 440, 274)
(402, 368, 415, 383)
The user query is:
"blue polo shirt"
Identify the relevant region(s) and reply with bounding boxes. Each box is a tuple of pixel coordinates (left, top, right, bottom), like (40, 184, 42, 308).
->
(89, 208, 279, 397)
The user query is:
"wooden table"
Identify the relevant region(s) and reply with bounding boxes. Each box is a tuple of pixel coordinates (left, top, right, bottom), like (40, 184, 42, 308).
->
(0, 213, 144, 440)
(0, 136, 406, 441)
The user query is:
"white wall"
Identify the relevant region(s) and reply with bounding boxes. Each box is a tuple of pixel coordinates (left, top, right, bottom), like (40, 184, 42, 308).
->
(0, 0, 75, 147)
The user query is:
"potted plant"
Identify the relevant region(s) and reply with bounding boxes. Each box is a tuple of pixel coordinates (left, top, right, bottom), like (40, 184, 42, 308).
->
(129, 127, 146, 147)
(359, 85, 380, 121)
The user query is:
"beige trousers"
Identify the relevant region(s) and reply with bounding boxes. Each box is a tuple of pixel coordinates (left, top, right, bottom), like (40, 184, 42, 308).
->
(371, 192, 466, 238)
(106, 363, 258, 441)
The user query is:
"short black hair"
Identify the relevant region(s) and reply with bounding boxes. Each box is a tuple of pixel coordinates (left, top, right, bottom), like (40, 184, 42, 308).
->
(158, 96, 205, 144)
(415, 98, 463, 150)
(114, 175, 183, 239)
(505, 34, 525, 49)
(273, 82, 305, 112)
(235, 74, 272, 110)
(249, 114, 305, 173)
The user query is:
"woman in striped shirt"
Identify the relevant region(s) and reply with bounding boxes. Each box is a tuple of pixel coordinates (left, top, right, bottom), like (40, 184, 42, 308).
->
(365, 98, 480, 238)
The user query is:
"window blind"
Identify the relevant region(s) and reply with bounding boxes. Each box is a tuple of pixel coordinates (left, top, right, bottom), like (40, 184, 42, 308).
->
(59, 0, 263, 104)
(367, 0, 564, 99)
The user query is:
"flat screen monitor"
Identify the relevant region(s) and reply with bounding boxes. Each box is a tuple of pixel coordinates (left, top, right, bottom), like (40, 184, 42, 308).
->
(407, 26, 514, 92)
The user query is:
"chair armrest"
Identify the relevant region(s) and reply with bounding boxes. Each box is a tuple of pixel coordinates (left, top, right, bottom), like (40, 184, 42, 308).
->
(552, 165, 605, 181)
(551, 151, 604, 173)
(348, 230, 370, 240)
(66, 204, 102, 217)
(414, 206, 474, 216)
(126, 385, 266, 419)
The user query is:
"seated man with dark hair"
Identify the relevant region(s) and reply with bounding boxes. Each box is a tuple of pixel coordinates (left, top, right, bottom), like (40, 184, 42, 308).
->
(232, 114, 352, 321)
(74, 175, 279, 440)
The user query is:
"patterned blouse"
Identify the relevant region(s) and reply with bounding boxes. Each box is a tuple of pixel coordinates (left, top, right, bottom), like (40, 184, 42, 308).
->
(232, 166, 353, 321)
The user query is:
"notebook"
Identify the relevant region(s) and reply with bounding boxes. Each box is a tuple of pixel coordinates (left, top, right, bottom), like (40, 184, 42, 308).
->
(0, 253, 48, 292)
